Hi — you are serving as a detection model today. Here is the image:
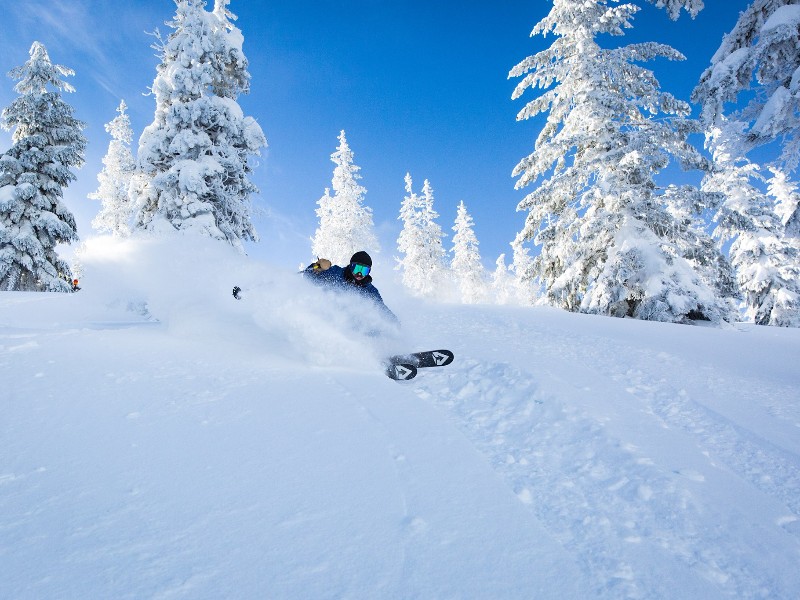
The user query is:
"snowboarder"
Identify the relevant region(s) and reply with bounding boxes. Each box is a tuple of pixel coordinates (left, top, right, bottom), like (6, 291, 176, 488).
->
(231, 250, 452, 380)
(231, 250, 397, 323)
(303, 251, 398, 323)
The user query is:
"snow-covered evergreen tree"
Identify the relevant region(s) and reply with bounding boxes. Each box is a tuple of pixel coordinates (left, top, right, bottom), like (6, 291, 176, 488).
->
(491, 253, 518, 305)
(509, 0, 734, 324)
(134, 0, 266, 250)
(311, 130, 378, 265)
(90, 100, 136, 237)
(703, 119, 800, 326)
(693, 0, 800, 171)
(509, 232, 537, 305)
(450, 201, 486, 304)
(0, 42, 86, 292)
(396, 174, 448, 298)
(768, 167, 800, 241)
(396, 174, 425, 293)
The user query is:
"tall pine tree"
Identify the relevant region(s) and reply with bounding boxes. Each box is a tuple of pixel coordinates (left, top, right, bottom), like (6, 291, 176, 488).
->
(134, 0, 266, 250)
(0, 42, 86, 292)
(90, 100, 136, 237)
(311, 130, 378, 265)
(509, 0, 735, 323)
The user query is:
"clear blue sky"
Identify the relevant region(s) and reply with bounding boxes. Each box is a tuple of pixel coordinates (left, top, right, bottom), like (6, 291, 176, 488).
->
(1, 0, 753, 268)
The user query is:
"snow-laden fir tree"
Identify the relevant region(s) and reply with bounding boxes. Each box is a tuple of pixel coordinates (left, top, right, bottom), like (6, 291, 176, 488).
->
(491, 253, 518, 305)
(703, 119, 800, 326)
(450, 201, 486, 303)
(0, 42, 86, 292)
(311, 130, 378, 265)
(89, 100, 136, 237)
(396, 174, 448, 299)
(509, 0, 735, 324)
(768, 167, 800, 241)
(134, 0, 266, 250)
(509, 232, 537, 305)
(692, 0, 800, 171)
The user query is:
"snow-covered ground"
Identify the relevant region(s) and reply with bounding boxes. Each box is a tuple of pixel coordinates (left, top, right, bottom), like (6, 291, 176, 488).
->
(2, 237, 799, 599)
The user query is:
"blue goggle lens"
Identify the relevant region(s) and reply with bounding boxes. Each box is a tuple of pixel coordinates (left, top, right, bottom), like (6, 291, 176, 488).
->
(351, 263, 370, 277)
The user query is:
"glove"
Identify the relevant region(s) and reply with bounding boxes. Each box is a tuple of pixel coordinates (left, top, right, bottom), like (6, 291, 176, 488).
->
(232, 286, 241, 300)
(311, 258, 331, 271)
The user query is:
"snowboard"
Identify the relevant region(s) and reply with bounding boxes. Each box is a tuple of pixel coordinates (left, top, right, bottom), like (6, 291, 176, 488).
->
(384, 349, 454, 381)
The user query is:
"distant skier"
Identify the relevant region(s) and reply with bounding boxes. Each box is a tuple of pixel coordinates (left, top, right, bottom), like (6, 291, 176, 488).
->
(302, 251, 398, 324)
(71, 279, 80, 292)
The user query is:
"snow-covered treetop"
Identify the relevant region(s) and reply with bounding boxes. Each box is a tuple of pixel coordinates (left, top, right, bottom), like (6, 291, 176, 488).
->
(693, 0, 800, 170)
(106, 99, 133, 145)
(451, 200, 480, 266)
(331, 130, 366, 200)
(420, 179, 442, 224)
(1, 40, 85, 164)
(527, 0, 700, 44)
(154, 0, 249, 103)
(528, 0, 637, 44)
(3, 41, 81, 147)
(646, 0, 704, 20)
(213, 0, 236, 26)
(8, 41, 75, 97)
(510, 0, 696, 192)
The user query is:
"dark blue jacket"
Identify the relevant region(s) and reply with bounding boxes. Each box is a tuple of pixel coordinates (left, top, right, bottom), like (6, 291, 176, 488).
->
(303, 264, 398, 323)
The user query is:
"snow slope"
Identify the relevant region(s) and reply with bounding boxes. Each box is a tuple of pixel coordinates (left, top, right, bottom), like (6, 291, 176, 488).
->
(2, 237, 799, 599)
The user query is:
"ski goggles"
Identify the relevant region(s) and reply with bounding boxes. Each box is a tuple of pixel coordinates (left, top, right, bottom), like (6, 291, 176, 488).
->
(350, 263, 371, 277)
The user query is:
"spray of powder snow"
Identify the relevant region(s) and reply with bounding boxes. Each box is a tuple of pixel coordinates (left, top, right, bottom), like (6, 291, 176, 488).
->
(75, 234, 409, 370)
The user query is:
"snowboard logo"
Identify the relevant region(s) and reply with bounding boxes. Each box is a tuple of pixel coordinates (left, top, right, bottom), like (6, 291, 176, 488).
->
(432, 351, 449, 366)
(393, 364, 415, 380)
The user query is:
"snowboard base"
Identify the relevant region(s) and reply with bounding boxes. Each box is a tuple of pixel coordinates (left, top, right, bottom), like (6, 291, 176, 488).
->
(384, 349, 454, 380)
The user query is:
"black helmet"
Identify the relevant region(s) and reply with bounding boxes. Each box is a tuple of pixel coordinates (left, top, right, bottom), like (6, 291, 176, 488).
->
(349, 251, 372, 267)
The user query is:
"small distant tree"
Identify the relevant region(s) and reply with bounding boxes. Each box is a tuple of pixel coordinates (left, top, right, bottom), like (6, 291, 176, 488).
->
(396, 174, 448, 298)
(451, 201, 486, 303)
(510, 233, 537, 305)
(396, 173, 425, 293)
(311, 130, 378, 264)
(134, 0, 266, 250)
(491, 253, 518, 305)
(90, 100, 136, 237)
(703, 119, 800, 326)
(0, 42, 86, 291)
